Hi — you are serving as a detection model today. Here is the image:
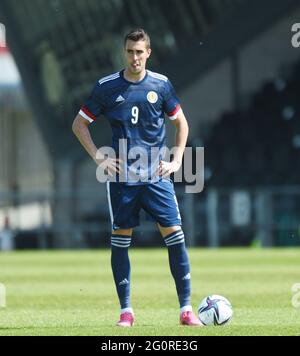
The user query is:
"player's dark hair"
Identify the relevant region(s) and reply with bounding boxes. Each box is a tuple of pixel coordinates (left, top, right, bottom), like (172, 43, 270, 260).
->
(124, 28, 151, 49)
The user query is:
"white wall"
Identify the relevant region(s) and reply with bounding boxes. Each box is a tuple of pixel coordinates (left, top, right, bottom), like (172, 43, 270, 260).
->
(0, 93, 53, 192)
(16, 111, 53, 191)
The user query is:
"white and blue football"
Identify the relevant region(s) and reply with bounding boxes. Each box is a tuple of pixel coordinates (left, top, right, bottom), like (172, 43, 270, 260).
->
(198, 295, 233, 326)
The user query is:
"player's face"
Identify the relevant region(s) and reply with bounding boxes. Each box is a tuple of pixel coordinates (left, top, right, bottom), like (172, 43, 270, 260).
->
(124, 40, 151, 75)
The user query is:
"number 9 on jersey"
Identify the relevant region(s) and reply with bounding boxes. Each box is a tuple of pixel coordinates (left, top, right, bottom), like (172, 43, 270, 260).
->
(131, 106, 139, 124)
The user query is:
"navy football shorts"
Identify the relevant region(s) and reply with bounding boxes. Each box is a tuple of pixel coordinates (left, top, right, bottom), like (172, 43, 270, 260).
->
(106, 179, 182, 230)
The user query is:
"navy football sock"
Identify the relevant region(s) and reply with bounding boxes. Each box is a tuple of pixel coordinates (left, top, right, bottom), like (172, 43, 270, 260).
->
(111, 235, 132, 310)
(164, 229, 191, 308)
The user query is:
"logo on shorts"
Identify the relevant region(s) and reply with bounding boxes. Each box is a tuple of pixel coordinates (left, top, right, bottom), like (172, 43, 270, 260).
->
(147, 91, 158, 104)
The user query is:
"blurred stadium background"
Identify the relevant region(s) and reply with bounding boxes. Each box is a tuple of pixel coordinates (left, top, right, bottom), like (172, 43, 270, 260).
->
(1, 0, 300, 250)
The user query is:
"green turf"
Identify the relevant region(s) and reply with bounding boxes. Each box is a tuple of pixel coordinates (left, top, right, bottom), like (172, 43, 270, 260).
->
(0, 248, 300, 336)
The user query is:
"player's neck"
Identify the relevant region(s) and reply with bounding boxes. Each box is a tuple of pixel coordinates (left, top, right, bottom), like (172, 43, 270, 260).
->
(123, 68, 147, 83)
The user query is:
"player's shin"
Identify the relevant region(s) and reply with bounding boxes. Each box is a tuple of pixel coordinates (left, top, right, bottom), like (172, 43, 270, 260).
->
(164, 229, 191, 309)
(111, 235, 132, 312)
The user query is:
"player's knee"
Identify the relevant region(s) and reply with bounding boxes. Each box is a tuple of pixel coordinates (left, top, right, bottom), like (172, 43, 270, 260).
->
(111, 233, 132, 248)
(158, 224, 181, 238)
(111, 229, 133, 248)
(112, 228, 133, 236)
(162, 227, 185, 247)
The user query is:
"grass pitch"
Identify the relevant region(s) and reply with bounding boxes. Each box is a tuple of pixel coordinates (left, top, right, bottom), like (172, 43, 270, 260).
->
(0, 248, 299, 336)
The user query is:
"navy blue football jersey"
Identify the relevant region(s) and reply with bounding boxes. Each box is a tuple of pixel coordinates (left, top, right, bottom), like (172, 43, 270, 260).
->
(79, 70, 182, 184)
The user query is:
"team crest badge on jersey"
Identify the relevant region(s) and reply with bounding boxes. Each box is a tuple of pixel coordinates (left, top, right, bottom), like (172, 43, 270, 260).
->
(147, 91, 158, 104)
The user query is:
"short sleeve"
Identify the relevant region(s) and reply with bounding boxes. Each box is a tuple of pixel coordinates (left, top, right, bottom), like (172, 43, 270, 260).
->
(78, 82, 105, 123)
(163, 80, 182, 120)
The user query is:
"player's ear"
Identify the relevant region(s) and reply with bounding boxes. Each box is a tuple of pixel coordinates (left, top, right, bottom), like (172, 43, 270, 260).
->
(147, 48, 152, 58)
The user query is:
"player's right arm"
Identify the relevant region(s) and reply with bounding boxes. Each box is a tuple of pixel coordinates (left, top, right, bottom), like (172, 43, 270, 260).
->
(72, 114, 121, 176)
(72, 80, 122, 175)
(72, 114, 99, 164)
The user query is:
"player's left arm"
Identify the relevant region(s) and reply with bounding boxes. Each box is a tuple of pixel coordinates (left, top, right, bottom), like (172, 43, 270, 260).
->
(158, 110, 189, 177)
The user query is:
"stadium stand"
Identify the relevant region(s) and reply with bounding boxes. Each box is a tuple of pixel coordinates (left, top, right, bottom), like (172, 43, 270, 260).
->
(205, 59, 300, 187)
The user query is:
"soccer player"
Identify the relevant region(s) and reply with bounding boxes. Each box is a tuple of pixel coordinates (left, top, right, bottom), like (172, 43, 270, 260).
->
(72, 28, 201, 327)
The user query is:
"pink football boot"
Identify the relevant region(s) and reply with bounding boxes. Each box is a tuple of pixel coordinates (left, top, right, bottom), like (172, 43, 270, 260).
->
(116, 312, 135, 327)
(180, 311, 203, 326)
